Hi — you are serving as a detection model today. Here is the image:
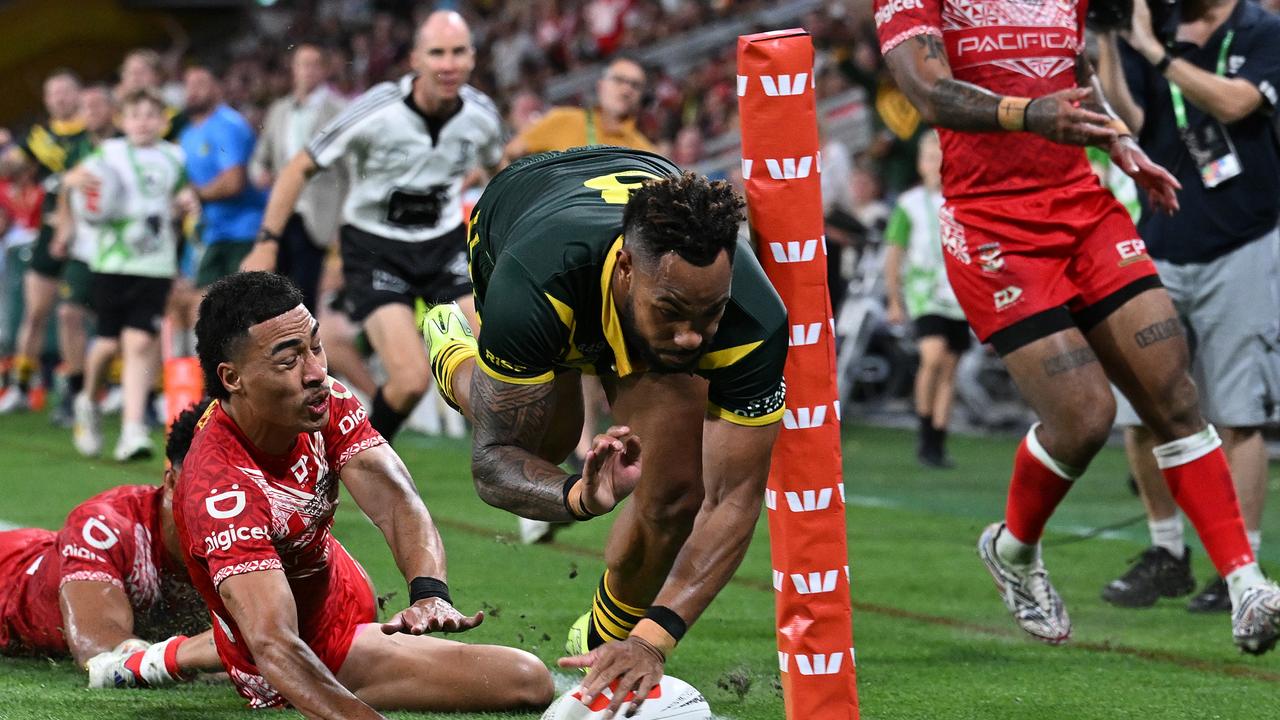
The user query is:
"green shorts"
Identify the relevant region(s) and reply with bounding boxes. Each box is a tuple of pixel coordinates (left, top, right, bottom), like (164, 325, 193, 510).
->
(195, 241, 255, 288)
(59, 259, 93, 307)
(28, 226, 64, 280)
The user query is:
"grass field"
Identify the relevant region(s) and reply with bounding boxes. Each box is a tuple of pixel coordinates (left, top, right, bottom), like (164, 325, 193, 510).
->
(2, 412, 1279, 720)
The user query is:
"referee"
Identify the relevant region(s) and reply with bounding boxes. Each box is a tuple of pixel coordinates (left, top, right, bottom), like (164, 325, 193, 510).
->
(246, 10, 503, 441)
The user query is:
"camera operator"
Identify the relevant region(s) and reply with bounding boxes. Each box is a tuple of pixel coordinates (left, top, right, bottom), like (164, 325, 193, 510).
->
(1096, 0, 1280, 612)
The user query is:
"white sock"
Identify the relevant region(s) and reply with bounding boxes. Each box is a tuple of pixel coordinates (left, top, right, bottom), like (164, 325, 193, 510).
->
(1148, 514, 1185, 559)
(1247, 530, 1262, 557)
(1226, 562, 1269, 607)
(996, 525, 1039, 567)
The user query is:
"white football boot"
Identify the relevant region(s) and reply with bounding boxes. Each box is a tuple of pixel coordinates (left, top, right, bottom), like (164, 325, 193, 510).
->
(978, 522, 1071, 644)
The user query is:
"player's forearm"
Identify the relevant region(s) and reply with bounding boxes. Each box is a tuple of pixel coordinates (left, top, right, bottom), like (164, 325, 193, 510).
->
(469, 370, 580, 521)
(260, 152, 313, 235)
(919, 78, 1009, 132)
(250, 631, 383, 720)
(1095, 36, 1146, 134)
(196, 165, 247, 202)
(344, 446, 450, 580)
(651, 475, 766, 628)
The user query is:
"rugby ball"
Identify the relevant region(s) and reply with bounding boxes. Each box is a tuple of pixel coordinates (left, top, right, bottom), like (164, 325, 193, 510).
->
(541, 675, 712, 720)
(71, 161, 124, 224)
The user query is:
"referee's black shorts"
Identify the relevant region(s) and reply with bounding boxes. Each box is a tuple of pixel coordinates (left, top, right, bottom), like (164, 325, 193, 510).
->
(339, 224, 471, 323)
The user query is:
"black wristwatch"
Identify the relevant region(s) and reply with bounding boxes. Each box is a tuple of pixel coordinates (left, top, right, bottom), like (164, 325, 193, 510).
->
(255, 228, 281, 245)
(1154, 54, 1173, 75)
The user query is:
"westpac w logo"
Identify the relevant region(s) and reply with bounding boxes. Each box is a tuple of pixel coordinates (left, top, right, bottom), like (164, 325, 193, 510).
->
(761, 73, 809, 96)
(789, 322, 822, 346)
(791, 569, 840, 595)
(765, 156, 813, 180)
(785, 487, 833, 512)
(779, 652, 847, 675)
(768, 239, 819, 264)
(783, 405, 826, 429)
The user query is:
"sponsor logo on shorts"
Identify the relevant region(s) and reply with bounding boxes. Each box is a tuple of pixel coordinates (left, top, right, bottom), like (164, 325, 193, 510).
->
(875, 0, 924, 27)
(483, 349, 527, 374)
(1116, 238, 1149, 266)
(371, 269, 410, 295)
(976, 242, 1005, 273)
(994, 286, 1024, 311)
(206, 486, 247, 520)
(940, 206, 970, 264)
(203, 524, 270, 553)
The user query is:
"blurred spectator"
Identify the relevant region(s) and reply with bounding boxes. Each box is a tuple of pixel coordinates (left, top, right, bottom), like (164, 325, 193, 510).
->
(250, 42, 348, 313)
(115, 48, 186, 140)
(882, 132, 970, 468)
(669, 125, 703, 166)
(0, 70, 94, 415)
(503, 55, 652, 163)
(178, 65, 265, 289)
(0, 162, 44, 380)
(506, 89, 547, 134)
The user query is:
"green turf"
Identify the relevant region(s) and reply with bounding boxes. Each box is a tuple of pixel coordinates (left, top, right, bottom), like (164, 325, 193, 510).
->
(2, 415, 1279, 719)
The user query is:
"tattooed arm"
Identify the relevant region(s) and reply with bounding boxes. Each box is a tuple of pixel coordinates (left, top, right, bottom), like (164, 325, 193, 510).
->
(882, 33, 1118, 145)
(468, 370, 641, 520)
(468, 371, 571, 519)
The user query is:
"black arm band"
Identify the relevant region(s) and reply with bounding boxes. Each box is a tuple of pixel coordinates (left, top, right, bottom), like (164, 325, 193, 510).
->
(409, 576, 451, 605)
(561, 473, 596, 521)
(1154, 54, 1173, 75)
(644, 605, 688, 642)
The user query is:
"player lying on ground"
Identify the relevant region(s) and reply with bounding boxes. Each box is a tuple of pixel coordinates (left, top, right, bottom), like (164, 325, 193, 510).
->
(424, 147, 787, 716)
(0, 400, 221, 687)
(178, 271, 552, 718)
(874, 0, 1280, 652)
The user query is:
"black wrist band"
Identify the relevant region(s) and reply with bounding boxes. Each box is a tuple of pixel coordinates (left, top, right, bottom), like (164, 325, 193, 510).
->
(256, 228, 281, 245)
(1154, 54, 1173, 74)
(561, 473, 596, 521)
(644, 605, 688, 642)
(409, 576, 451, 605)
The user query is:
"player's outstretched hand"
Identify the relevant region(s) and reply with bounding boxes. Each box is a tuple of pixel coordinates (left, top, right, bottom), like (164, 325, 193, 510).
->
(1026, 88, 1118, 146)
(380, 597, 483, 635)
(581, 425, 643, 516)
(1110, 135, 1180, 214)
(559, 636, 665, 719)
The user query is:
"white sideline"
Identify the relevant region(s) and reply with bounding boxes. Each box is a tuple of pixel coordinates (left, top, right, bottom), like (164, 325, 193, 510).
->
(0, 519, 18, 531)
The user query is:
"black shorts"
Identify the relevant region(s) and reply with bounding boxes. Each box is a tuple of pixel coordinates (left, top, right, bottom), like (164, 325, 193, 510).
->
(914, 314, 973, 354)
(339, 224, 471, 323)
(91, 273, 172, 338)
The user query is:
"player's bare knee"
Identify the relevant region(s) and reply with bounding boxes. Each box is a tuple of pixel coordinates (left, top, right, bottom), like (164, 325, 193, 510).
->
(1143, 373, 1204, 441)
(1043, 394, 1114, 466)
(500, 649, 554, 708)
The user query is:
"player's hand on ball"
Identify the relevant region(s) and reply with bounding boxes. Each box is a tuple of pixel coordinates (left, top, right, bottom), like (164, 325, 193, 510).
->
(582, 426, 643, 515)
(380, 597, 484, 635)
(1025, 87, 1118, 146)
(559, 636, 665, 718)
(1110, 135, 1180, 214)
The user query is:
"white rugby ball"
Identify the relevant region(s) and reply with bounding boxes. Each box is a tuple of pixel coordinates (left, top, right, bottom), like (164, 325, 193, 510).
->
(542, 675, 712, 720)
(71, 162, 124, 224)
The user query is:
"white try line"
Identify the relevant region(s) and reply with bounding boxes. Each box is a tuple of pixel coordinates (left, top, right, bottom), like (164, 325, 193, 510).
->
(0, 519, 19, 531)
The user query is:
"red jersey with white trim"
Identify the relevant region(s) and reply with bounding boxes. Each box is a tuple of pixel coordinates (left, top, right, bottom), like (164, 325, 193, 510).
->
(172, 379, 385, 659)
(875, 0, 1095, 198)
(0, 485, 199, 655)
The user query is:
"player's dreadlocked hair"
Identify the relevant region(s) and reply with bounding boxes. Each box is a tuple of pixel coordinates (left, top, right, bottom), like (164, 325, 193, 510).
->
(165, 398, 213, 467)
(623, 171, 745, 267)
(196, 272, 305, 400)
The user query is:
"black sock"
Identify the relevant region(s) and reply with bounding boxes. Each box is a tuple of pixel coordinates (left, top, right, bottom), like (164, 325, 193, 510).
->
(67, 373, 84, 396)
(918, 414, 934, 453)
(369, 387, 409, 441)
(934, 427, 948, 457)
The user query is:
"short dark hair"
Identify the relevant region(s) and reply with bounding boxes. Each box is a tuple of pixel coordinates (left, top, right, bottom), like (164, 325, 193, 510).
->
(196, 272, 305, 400)
(622, 171, 745, 268)
(165, 398, 213, 467)
(121, 87, 166, 113)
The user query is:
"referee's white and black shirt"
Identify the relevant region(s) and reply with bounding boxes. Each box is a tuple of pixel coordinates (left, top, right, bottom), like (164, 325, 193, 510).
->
(306, 73, 503, 243)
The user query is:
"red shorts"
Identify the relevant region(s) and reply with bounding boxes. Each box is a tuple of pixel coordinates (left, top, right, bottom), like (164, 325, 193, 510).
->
(0, 529, 55, 653)
(214, 538, 377, 708)
(941, 179, 1159, 346)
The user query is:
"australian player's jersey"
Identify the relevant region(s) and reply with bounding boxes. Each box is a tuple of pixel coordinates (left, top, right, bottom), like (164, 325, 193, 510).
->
(874, 0, 1095, 198)
(0, 485, 204, 656)
(18, 119, 94, 219)
(468, 146, 788, 427)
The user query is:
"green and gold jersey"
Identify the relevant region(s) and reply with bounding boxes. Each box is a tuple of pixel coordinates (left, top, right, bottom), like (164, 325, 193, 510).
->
(468, 146, 788, 427)
(18, 118, 95, 220)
